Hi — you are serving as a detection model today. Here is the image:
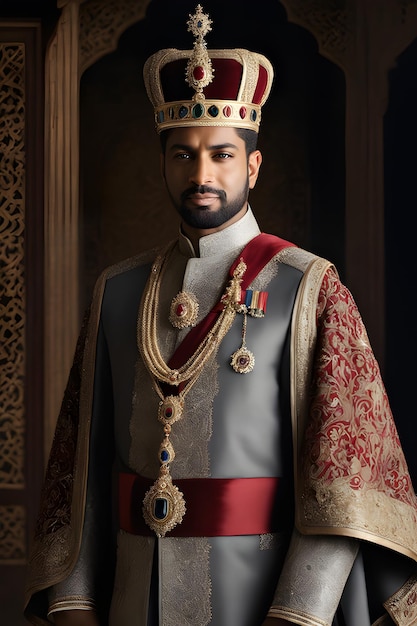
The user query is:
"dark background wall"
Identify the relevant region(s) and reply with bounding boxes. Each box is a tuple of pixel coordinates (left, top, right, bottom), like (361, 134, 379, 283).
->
(384, 37, 417, 479)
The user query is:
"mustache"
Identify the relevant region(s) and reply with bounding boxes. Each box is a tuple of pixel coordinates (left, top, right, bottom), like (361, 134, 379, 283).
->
(181, 185, 227, 203)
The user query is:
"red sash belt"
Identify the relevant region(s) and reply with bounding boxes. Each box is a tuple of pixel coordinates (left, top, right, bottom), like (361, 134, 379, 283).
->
(119, 473, 281, 537)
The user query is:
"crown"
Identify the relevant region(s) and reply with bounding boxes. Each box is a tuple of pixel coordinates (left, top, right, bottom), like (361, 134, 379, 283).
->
(143, 4, 274, 134)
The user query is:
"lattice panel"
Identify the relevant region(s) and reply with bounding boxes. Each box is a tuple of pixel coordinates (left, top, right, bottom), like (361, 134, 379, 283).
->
(0, 505, 26, 563)
(0, 43, 26, 488)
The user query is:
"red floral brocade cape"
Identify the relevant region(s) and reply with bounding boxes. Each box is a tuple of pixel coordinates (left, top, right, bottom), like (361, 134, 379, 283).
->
(292, 258, 417, 619)
(291, 259, 417, 626)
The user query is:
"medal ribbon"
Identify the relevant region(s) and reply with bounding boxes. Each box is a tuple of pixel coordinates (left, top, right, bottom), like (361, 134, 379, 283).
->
(168, 233, 295, 370)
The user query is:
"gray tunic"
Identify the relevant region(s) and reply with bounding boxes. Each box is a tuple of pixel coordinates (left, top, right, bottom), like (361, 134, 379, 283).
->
(47, 209, 414, 626)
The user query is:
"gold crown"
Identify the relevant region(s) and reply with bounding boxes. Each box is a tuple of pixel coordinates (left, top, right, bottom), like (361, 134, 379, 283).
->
(143, 4, 274, 134)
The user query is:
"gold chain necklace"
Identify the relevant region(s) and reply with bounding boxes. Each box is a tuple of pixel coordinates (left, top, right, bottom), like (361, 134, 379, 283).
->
(137, 242, 247, 536)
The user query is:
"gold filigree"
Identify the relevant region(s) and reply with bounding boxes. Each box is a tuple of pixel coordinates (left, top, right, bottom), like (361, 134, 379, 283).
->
(169, 291, 199, 328)
(230, 346, 255, 374)
(186, 4, 213, 39)
(185, 4, 214, 98)
(158, 395, 184, 426)
(142, 467, 186, 537)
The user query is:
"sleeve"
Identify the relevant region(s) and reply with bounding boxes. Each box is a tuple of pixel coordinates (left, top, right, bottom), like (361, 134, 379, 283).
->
(266, 269, 361, 625)
(47, 319, 115, 620)
(47, 498, 98, 615)
(268, 528, 358, 625)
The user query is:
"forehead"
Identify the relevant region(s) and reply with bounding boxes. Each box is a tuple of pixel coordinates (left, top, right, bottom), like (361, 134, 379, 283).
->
(165, 126, 244, 150)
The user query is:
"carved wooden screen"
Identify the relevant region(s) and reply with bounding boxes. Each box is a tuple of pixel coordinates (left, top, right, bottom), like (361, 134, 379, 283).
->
(0, 23, 44, 625)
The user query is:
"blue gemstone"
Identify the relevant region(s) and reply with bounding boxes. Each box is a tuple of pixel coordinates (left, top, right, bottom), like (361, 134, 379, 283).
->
(192, 103, 204, 119)
(160, 450, 170, 463)
(157, 110, 165, 123)
(208, 105, 219, 117)
(250, 109, 257, 122)
(179, 106, 188, 119)
(154, 498, 169, 520)
(197, 20, 202, 28)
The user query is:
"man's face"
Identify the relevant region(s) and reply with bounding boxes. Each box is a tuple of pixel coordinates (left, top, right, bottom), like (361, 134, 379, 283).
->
(162, 126, 262, 233)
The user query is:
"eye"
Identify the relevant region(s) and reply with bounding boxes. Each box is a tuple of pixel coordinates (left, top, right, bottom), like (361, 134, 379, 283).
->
(174, 152, 191, 160)
(213, 152, 233, 159)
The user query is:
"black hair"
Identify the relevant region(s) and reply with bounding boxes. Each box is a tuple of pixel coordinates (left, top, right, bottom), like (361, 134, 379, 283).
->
(159, 126, 258, 156)
(235, 128, 258, 155)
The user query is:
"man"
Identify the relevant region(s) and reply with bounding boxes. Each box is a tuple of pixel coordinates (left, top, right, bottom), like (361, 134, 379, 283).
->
(25, 5, 417, 625)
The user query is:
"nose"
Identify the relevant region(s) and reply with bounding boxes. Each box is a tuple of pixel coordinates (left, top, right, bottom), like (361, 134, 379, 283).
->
(189, 154, 214, 186)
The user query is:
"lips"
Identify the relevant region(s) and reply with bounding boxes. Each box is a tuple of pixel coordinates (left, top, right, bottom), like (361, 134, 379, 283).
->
(186, 193, 219, 207)
(188, 193, 218, 199)
(180, 186, 226, 209)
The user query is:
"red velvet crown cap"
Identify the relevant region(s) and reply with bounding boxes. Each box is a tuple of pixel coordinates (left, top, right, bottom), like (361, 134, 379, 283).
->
(143, 47, 274, 133)
(160, 58, 268, 104)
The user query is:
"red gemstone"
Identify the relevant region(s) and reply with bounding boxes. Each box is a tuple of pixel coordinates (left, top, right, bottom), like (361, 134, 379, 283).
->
(223, 105, 232, 118)
(239, 106, 247, 119)
(165, 407, 173, 418)
(193, 66, 205, 81)
(176, 303, 186, 317)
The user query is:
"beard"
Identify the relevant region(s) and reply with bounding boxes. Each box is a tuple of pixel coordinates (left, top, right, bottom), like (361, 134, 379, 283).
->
(169, 180, 250, 230)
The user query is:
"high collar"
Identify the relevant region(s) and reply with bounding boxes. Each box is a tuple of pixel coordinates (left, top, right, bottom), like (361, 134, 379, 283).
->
(178, 207, 261, 259)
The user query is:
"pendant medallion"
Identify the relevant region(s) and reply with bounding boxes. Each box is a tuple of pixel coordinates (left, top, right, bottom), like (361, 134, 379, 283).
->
(142, 469, 186, 537)
(230, 346, 255, 374)
(169, 291, 199, 329)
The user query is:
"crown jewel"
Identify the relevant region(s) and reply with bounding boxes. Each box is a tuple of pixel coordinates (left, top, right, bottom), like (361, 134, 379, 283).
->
(185, 5, 214, 99)
(143, 5, 274, 133)
(186, 4, 212, 40)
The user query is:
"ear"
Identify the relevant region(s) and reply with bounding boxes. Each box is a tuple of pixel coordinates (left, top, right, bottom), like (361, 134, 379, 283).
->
(248, 150, 262, 189)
